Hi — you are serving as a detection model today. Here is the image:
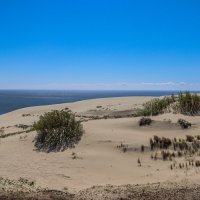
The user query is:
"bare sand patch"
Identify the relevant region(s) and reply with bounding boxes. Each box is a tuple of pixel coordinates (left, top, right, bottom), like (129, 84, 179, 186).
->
(0, 96, 200, 196)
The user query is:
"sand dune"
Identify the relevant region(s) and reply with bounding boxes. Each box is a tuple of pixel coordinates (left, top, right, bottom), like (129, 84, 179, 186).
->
(0, 96, 200, 198)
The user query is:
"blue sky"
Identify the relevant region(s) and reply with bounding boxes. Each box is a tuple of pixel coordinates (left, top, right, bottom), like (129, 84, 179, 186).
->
(0, 0, 200, 90)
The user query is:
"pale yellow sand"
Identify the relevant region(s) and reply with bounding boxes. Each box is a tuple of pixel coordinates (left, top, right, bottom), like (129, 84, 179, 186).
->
(0, 96, 200, 192)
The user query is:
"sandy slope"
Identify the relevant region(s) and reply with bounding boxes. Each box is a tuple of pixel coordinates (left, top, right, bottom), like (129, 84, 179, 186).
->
(0, 96, 200, 195)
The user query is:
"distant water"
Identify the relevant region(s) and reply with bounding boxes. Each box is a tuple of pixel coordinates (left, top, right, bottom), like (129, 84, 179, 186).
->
(0, 90, 197, 115)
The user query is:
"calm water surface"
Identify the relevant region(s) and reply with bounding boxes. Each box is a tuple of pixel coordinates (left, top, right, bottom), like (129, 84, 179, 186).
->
(0, 90, 196, 115)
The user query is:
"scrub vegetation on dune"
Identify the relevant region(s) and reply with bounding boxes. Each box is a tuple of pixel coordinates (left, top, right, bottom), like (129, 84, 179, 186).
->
(136, 92, 200, 116)
(33, 110, 84, 152)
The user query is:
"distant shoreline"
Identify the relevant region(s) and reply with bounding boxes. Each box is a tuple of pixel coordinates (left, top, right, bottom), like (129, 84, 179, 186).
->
(1, 90, 198, 115)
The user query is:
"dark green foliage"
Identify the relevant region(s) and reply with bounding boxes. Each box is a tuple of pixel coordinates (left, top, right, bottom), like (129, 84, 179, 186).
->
(136, 96, 174, 116)
(139, 117, 152, 126)
(33, 110, 83, 152)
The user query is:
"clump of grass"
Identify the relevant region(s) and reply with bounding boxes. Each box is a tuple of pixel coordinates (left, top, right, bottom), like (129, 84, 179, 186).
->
(154, 152, 158, 160)
(33, 110, 84, 152)
(136, 92, 200, 117)
(176, 92, 200, 115)
(15, 124, 30, 130)
(196, 135, 200, 140)
(0, 129, 4, 135)
(141, 145, 145, 152)
(139, 117, 152, 126)
(71, 152, 78, 159)
(178, 119, 191, 129)
(186, 135, 194, 142)
(137, 158, 141, 166)
(150, 136, 172, 150)
(117, 143, 129, 153)
(161, 151, 170, 161)
(136, 96, 175, 116)
(195, 160, 200, 167)
(177, 151, 183, 157)
(22, 114, 31, 117)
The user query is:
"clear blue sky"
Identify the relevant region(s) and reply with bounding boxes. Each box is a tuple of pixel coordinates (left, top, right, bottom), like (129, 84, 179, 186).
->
(0, 0, 200, 90)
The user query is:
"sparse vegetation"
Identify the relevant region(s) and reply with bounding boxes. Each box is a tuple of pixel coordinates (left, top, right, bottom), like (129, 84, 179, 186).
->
(137, 158, 141, 166)
(141, 145, 145, 152)
(186, 135, 194, 142)
(0, 129, 4, 135)
(150, 136, 172, 150)
(139, 117, 152, 126)
(117, 143, 129, 153)
(22, 114, 31, 117)
(175, 92, 200, 115)
(145, 134, 200, 171)
(136, 96, 175, 116)
(136, 92, 200, 116)
(15, 124, 30, 130)
(33, 110, 84, 152)
(178, 119, 191, 129)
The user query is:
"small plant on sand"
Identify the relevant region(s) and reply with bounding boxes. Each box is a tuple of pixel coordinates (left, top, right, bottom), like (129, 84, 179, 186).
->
(195, 160, 200, 167)
(154, 152, 158, 160)
(0, 129, 4, 135)
(196, 135, 200, 140)
(33, 110, 83, 152)
(141, 145, 145, 152)
(178, 119, 191, 129)
(150, 136, 172, 150)
(186, 135, 194, 142)
(71, 152, 78, 159)
(137, 158, 141, 166)
(139, 117, 152, 126)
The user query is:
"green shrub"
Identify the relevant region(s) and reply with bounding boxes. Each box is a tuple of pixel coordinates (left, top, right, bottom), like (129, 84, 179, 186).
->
(33, 110, 83, 152)
(176, 92, 200, 115)
(136, 96, 175, 116)
(136, 92, 200, 116)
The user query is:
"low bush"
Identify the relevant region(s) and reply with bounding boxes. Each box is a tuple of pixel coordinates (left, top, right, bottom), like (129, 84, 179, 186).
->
(33, 110, 83, 152)
(139, 117, 152, 126)
(178, 119, 191, 129)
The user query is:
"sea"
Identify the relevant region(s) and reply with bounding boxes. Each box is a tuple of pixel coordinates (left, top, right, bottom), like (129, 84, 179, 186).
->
(0, 90, 198, 115)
